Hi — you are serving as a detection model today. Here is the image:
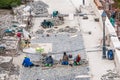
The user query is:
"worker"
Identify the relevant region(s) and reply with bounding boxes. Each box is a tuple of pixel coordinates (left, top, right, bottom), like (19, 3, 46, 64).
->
(16, 32, 22, 40)
(22, 57, 34, 67)
(45, 56, 54, 67)
(62, 52, 69, 65)
(110, 17, 115, 27)
(74, 54, 81, 65)
(24, 39, 30, 48)
(52, 11, 58, 17)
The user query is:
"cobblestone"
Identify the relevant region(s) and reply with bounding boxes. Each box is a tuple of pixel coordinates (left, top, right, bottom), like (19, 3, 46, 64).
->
(29, 1, 49, 16)
(31, 32, 86, 59)
(20, 66, 89, 80)
(20, 30, 89, 80)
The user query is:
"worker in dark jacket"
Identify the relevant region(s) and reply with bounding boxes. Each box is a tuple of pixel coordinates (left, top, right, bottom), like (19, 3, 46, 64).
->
(45, 56, 54, 67)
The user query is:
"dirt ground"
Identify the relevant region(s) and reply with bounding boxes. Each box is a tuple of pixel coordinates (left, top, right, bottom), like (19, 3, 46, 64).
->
(0, 9, 12, 15)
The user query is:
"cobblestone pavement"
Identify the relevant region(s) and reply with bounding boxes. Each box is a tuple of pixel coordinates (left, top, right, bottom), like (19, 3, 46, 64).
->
(20, 65, 89, 80)
(20, 29, 90, 80)
(31, 31, 86, 60)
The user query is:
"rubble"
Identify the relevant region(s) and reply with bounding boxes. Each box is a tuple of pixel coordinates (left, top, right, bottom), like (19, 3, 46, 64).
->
(47, 17, 64, 26)
(0, 36, 18, 56)
(0, 15, 13, 28)
(46, 29, 55, 33)
(35, 29, 45, 34)
(29, 1, 49, 17)
(58, 27, 78, 33)
(0, 56, 13, 71)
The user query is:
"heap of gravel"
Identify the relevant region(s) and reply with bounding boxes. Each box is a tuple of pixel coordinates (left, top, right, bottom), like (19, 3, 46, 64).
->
(46, 29, 56, 33)
(0, 64, 20, 80)
(0, 15, 13, 28)
(47, 17, 64, 26)
(58, 27, 78, 33)
(29, 1, 49, 17)
(35, 29, 45, 34)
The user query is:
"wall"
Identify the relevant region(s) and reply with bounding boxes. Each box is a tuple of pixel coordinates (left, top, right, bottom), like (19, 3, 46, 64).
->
(91, 0, 120, 73)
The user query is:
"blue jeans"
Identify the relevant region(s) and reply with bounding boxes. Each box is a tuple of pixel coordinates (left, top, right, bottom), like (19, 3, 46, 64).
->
(62, 61, 68, 65)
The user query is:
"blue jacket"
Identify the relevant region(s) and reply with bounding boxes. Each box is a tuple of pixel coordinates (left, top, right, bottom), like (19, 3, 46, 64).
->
(22, 57, 33, 67)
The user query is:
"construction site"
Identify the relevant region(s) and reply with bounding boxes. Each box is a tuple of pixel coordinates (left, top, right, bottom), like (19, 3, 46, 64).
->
(0, 0, 120, 80)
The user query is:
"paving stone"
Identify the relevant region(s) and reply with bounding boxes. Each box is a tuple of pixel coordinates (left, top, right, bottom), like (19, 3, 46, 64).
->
(20, 30, 89, 80)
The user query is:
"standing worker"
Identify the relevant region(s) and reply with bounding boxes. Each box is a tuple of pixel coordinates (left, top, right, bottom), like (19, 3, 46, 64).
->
(16, 32, 22, 40)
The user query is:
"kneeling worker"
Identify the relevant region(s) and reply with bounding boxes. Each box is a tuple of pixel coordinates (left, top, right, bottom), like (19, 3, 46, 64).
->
(62, 52, 69, 65)
(45, 56, 54, 67)
(74, 54, 81, 65)
(22, 57, 34, 67)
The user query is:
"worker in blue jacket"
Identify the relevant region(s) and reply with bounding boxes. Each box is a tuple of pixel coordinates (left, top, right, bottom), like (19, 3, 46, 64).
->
(22, 57, 34, 67)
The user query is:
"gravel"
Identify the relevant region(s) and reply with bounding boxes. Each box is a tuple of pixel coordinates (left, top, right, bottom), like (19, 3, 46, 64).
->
(29, 1, 49, 17)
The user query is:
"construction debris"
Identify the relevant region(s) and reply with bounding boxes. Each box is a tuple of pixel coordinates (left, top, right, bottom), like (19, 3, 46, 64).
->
(0, 15, 13, 28)
(29, 1, 49, 17)
(0, 56, 12, 71)
(101, 69, 120, 80)
(36, 29, 45, 34)
(49, 17, 64, 26)
(58, 27, 78, 33)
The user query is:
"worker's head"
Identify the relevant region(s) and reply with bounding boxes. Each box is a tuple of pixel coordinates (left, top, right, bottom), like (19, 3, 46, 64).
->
(44, 20, 46, 22)
(78, 54, 80, 57)
(64, 52, 66, 55)
(24, 56, 27, 58)
(49, 55, 52, 58)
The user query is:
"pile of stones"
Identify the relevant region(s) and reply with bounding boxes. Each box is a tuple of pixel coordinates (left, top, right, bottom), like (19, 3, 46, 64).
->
(46, 29, 56, 33)
(48, 17, 64, 26)
(0, 56, 20, 80)
(0, 15, 13, 28)
(35, 29, 45, 34)
(101, 70, 120, 80)
(58, 27, 78, 33)
(29, 1, 49, 17)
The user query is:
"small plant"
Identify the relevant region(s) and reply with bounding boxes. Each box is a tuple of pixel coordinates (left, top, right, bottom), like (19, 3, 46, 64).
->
(0, 0, 21, 9)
